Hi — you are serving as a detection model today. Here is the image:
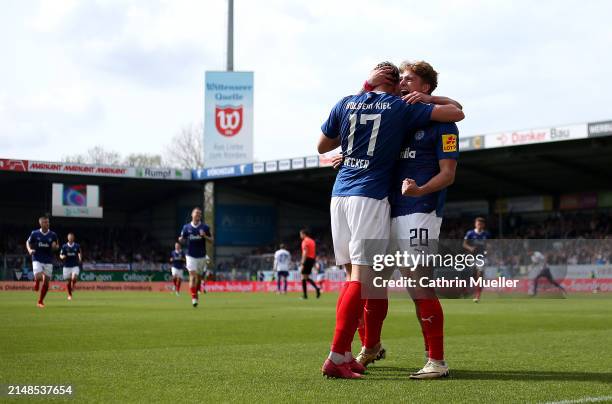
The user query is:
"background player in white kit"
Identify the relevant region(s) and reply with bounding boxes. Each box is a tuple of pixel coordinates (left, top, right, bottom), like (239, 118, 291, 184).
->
(60, 233, 82, 301)
(530, 250, 566, 296)
(179, 207, 213, 307)
(273, 244, 291, 294)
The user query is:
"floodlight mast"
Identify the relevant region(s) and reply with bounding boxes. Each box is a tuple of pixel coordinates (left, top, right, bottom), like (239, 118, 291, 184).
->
(227, 0, 234, 71)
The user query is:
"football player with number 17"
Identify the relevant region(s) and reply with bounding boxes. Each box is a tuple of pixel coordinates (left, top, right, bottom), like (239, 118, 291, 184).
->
(318, 61, 464, 379)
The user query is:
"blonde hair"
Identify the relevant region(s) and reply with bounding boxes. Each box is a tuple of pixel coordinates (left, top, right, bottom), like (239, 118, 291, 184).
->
(399, 60, 438, 94)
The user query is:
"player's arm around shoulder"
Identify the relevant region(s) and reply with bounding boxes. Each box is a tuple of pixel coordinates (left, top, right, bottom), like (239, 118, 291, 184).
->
(430, 104, 464, 123)
(403, 91, 463, 110)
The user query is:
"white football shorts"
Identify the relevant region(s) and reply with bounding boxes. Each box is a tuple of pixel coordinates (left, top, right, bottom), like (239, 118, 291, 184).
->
(33, 261, 53, 277)
(186, 256, 207, 274)
(390, 211, 442, 257)
(330, 196, 390, 266)
(62, 266, 80, 280)
(171, 267, 184, 278)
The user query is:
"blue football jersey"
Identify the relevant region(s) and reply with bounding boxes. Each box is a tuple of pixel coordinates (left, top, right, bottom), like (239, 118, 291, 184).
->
(60, 242, 81, 267)
(390, 122, 459, 217)
(321, 92, 434, 200)
(27, 229, 59, 264)
(171, 250, 185, 269)
(180, 222, 210, 258)
(464, 229, 491, 254)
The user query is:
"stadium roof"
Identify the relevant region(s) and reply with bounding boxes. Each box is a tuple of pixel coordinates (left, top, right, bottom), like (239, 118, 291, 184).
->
(1, 119, 611, 188)
(214, 134, 612, 210)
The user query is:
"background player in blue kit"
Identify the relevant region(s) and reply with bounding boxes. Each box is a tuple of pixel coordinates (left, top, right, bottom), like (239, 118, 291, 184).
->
(317, 61, 464, 379)
(60, 233, 82, 301)
(179, 207, 214, 307)
(26, 216, 59, 308)
(170, 242, 186, 296)
(464, 217, 491, 302)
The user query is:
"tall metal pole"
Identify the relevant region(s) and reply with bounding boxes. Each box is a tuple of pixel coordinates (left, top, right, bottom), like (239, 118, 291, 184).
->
(227, 0, 234, 71)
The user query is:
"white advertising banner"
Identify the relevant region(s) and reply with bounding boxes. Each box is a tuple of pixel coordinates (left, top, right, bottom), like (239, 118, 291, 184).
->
(204, 71, 254, 168)
(484, 124, 588, 149)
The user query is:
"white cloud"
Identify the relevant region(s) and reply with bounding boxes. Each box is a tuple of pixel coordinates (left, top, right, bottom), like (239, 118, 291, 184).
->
(1, 0, 611, 163)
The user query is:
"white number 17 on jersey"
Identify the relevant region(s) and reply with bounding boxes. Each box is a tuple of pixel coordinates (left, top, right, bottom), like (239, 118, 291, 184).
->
(347, 113, 381, 157)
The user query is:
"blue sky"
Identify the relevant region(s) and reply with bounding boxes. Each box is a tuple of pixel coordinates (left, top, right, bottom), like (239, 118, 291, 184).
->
(1, 0, 611, 163)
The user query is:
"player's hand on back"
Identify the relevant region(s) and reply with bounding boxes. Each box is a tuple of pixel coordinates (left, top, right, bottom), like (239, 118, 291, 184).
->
(367, 66, 396, 88)
(401, 178, 423, 197)
(331, 154, 344, 170)
(402, 91, 432, 104)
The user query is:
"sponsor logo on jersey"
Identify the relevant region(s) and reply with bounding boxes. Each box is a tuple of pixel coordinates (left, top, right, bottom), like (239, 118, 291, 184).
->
(400, 147, 416, 159)
(442, 134, 458, 152)
(415, 130, 425, 141)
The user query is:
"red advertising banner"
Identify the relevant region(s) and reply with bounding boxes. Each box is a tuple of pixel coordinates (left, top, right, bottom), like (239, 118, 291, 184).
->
(28, 161, 133, 177)
(559, 193, 598, 210)
(0, 281, 344, 293)
(1, 280, 609, 293)
(0, 159, 29, 171)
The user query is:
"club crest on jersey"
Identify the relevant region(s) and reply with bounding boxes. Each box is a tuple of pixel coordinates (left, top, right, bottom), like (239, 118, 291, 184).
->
(415, 130, 425, 141)
(442, 134, 458, 152)
(215, 105, 243, 137)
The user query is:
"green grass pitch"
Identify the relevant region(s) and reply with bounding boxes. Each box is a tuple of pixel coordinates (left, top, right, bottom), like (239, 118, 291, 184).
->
(0, 291, 611, 403)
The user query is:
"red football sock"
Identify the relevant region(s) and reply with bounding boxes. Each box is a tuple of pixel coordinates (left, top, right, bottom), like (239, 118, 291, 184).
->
(414, 300, 429, 352)
(190, 286, 197, 299)
(357, 314, 366, 347)
(34, 279, 40, 292)
(331, 281, 364, 354)
(176, 279, 181, 292)
(336, 282, 349, 312)
(364, 298, 388, 349)
(39, 282, 49, 304)
(72, 278, 77, 290)
(67, 280, 72, 296)
(414, 298, 444, 360)
(475, 284, 482, 299)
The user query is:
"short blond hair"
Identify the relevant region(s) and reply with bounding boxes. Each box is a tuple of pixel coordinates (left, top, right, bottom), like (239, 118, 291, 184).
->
(399, 60, 438, 94)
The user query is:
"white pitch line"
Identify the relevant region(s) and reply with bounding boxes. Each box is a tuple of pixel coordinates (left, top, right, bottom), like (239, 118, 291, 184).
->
(542, 396, 612, 404)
